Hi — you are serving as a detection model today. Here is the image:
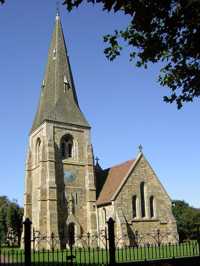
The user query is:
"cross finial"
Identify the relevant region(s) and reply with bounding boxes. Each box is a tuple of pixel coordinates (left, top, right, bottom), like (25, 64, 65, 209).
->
(95, 157, 100, 165)
(138, 144, 143, 153)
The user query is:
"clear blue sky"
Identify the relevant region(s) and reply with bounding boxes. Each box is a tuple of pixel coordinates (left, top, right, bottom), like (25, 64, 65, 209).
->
(0, 0, 199, 208)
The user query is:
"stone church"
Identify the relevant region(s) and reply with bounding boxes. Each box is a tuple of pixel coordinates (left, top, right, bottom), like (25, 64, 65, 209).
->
(23, 14, 178, 249)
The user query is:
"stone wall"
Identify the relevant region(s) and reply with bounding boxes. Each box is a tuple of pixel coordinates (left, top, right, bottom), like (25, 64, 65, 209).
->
(24, 121, 97, 249)
(113, 155, 178, 245)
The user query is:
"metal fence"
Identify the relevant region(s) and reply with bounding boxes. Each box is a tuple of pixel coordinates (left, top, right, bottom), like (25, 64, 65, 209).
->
(0, 241, 199, 265)
(0, 218, 199, 265)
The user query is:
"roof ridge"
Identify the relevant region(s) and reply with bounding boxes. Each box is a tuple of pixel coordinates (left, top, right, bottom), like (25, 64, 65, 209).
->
(104, 159, 134, 171)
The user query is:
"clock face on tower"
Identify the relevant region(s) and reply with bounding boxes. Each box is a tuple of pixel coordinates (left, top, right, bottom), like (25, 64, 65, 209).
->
(64, 171, 76, 183)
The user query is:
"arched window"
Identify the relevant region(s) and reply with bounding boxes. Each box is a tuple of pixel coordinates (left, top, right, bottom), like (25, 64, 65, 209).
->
(60, 134, 73, 159)
(150, 196, 154, 218)
(132, 195, 137, 218)
(140, 182, 146, 218)
(36, 138, 41, 164)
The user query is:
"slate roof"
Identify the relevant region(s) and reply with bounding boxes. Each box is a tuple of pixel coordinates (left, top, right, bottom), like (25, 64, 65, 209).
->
(96, 160, 135, 206)
(31, 13, 89, 133)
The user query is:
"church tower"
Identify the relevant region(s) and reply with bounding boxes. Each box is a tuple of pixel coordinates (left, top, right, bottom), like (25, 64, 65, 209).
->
(24, 13, 97, 248)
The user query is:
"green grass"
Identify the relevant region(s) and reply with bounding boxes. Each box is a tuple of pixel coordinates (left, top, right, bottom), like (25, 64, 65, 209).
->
(31, 248, 109, 264)
(0, 241, 199, 264)
(115, 241, 199, 262)
(0, 248, 24, 264)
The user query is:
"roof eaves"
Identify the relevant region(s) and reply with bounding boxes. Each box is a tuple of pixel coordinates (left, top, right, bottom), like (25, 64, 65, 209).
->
(96, 201, 112, 207)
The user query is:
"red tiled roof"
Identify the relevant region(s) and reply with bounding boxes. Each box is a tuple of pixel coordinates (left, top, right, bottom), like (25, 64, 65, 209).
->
(96, 160, 134, 206)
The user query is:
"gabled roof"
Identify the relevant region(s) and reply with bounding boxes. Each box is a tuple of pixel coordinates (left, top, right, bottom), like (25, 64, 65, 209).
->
(96, 152, 172, 206)
(96, 159, 135, 206)
(31, 13, 89, 133)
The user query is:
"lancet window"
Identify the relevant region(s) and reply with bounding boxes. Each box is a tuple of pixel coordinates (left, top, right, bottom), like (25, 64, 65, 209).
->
(132, 195, 137, 218)
(60, 134, 73, 159)
(140, 182, 146, 218)
(149, 196, 155, 218)
(35, 138, 41, 164)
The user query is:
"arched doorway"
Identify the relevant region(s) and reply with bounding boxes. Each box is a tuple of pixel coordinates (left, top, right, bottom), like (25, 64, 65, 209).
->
(68, 222, 75, 246)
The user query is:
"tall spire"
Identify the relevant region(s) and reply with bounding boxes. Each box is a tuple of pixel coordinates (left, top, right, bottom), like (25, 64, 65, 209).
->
(31, 14, 90, 133)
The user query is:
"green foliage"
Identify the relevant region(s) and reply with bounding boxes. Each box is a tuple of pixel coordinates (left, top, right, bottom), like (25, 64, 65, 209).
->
(63, 0, 200, 108)
(0, 196, 23, 246)
(2, 0, 200, 107)
(0, 196, 9, 244)
(0, 209, 7, 243)
(7, 202, 23, 246)
(172, 200, 200, 242)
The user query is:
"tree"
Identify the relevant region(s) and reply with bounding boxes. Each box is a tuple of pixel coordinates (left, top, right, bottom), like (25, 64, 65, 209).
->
(0, 208, 7, 244)
(7, 203, 23, 246)
(61, 0, 200, 109)
(172, 200, 200, 242)
(1, 1, 200, 108)
(0, 196, 9, 244)
(0, 196, 23, 246)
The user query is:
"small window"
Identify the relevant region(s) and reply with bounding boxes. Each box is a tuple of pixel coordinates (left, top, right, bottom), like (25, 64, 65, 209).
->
(75, 192, 78, 205)
(60, 134, 73, 159)
(140, 182, 146, 218)
(36, 138, 41, 164)
(53, 48, 56, 60)
(132, 195, 137, 218)
(150, 196, 154, 218)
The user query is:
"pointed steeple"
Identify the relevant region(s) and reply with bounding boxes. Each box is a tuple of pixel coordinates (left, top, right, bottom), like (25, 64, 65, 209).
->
(31, 14, 90, 133)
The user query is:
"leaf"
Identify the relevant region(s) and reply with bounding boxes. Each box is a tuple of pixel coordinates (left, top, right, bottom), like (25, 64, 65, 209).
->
(59, 0, 200, 108)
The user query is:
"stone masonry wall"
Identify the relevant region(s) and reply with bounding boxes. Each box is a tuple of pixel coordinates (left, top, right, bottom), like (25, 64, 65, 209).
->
(113, 155, 178, 245)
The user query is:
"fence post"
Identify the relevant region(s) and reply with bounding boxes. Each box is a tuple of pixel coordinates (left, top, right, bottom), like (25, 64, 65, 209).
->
(23, 218, 32, 266)
(197, 224, 200, 256)
(107, 217, 116, 265)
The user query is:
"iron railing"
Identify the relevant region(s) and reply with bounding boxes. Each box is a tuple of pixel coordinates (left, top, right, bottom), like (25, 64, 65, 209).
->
(0, 218, 199, 265)
(0, 241, 199, 265)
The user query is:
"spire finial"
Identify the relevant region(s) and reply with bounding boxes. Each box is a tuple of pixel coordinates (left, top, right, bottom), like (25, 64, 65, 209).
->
(56, 1, 60, 19)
